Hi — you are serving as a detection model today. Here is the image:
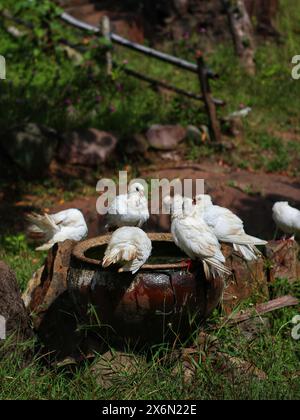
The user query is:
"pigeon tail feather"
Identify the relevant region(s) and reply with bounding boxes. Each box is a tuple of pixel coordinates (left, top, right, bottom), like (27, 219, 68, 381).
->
(203, 258, 232, 279)
(233, 243, 260, 261)
(26, 212, 58, 245)
(102, 244, 137, 268)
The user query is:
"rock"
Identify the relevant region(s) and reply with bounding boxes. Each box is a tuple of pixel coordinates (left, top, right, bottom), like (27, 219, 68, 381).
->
(222, 244, 269, 314)
(58, 129, 118, 166)
(0, 261, 33, 347)
(91, 351, 145, 389)
(3, 123, 57, 176)
(146, 124, 187, 151)
(124, 133, 149, 155)
(266, 240, 300, 284)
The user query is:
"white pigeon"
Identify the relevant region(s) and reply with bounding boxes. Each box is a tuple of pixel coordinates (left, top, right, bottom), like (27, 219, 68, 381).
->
(194, 194, 267, 261)
(102, 227, 152, 274)
(27, 208, 88, 251)
(272, 201, 300, 239)
(106, 182, 149, 230)
(165, 195, 232, 279)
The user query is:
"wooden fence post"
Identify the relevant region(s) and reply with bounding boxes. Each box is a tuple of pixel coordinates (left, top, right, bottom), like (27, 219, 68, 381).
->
(196, 52, 222, 143)
(101, 15, 112, 76)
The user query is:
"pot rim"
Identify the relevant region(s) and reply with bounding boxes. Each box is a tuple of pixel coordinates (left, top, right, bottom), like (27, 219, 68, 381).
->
(72, 233, 189, 270)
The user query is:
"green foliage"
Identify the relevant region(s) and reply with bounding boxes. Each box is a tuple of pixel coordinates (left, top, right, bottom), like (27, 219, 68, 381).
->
(0, 234, 45, 291)
(2, 234, 27, 253)
(0, 283, 299, 399)
(1, 233, 299, 400)
(1, 0, 300, 173)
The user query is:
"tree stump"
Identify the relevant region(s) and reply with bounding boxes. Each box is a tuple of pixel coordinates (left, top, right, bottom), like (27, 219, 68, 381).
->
(22, 240, 84, 361)
(24, 240, 76, 329)
(222, 244, 269, 314)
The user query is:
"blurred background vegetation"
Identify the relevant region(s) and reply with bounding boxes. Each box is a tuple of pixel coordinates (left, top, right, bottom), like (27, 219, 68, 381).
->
(0, 0, 300, 176)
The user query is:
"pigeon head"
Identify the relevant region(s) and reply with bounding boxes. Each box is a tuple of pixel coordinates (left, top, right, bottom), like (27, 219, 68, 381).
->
(163, 195, 172, 213)
(129, 182, 145, 196)
(272, 201, 289, 211)
(167, 195, 185, 218)
(163, 195, 193, 218)
(195, 194, 213, 209)
(182, 197, 194, 216)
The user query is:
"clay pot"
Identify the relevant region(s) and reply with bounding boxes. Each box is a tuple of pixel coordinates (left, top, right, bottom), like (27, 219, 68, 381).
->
(67, 233, 224, 344)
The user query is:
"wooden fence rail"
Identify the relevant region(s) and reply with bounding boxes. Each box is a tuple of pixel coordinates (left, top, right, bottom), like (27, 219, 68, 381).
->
(1, 10, 224, 106)
(61, 12, 206, 75)
(3, 9, 224, 142)
(60, 12, 224, 142)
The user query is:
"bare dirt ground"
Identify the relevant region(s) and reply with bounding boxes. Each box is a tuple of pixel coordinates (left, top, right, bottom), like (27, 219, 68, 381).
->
(141, 161, 300, 238)
(2, 160, 298, 241)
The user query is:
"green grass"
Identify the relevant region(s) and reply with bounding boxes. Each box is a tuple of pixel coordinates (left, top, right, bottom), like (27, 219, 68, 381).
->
(0, 234, 46, 291)
(0, 278, 299, 400)
(0, 234, 299, 400)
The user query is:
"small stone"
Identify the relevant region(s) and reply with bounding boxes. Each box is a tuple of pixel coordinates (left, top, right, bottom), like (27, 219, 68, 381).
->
(124, 133, 149, 155)
(58, 129, 118, 166)
(146, 124, 187, 150)
(3, 123, 58, 176)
